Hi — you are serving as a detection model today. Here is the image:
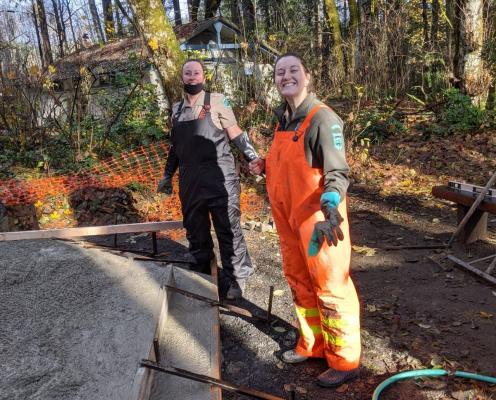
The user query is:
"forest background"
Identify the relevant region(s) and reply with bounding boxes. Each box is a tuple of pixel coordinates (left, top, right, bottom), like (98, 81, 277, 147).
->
(1, 0, 495, 174)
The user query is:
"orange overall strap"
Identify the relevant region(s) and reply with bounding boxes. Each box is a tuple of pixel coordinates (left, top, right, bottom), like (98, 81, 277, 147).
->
(293, 104, 329, 140)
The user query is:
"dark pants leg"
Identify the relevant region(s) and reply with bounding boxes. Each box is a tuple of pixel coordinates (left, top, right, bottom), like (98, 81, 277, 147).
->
(209, 181, 253, 283)
(182, 196, 214, 274)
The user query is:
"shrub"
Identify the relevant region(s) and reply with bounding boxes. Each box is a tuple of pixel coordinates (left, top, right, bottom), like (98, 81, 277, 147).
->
(441, 89, 485, 133)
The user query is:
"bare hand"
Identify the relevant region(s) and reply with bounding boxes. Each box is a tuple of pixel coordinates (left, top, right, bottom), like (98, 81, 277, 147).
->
(249, 158, 265, 175)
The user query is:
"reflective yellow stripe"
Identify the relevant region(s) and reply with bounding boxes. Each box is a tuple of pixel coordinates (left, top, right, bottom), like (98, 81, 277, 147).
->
(323, 331, 346, 347)
(310, 325, 322, 334)
(322, 318, 345, 329)
(300, 323, 322, 339)
(295, 305, 320, 318)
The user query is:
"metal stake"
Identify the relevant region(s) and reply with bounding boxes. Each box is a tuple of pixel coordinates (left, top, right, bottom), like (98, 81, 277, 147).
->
(164, 284, 267, 321)
(140, 360, 286, 400)
(267, 285, 274, 322)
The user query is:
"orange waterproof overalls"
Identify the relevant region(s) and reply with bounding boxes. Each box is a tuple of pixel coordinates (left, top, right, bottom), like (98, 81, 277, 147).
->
(265, 105, 361, 371)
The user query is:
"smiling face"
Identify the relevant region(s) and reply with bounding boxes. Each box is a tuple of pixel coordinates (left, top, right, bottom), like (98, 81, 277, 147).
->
(274, 56, 310, 100)
(182, 61, 205, 85)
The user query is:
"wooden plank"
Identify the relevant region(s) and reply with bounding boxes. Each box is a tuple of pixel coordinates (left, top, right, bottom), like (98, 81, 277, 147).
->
(432, 186, 496, 215)
(448, 254, 496, 285)
(447, 171, 496, 247)
(456, 206, 488, 244)
(0, 221, 183, 242)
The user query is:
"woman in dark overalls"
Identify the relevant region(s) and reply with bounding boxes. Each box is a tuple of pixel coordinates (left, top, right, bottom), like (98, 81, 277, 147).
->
(157, 59, 259, 300)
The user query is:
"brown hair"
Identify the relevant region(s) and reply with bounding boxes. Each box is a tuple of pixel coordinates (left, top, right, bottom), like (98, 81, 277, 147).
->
(182, 58, 205, 72)
(274, 52, 311, 75)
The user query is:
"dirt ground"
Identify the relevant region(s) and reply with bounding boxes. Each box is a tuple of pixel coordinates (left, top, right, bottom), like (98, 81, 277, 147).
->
(211, 128, 496, 400)
(217, 185, 496, 400)
(101, 180, 496, 400)
(2, 130, 495, 400)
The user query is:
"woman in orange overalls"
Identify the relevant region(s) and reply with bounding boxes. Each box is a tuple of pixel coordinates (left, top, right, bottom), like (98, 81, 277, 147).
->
(250, 53, 361, 387)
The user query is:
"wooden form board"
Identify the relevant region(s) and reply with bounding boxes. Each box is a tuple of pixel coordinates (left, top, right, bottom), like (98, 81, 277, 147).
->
(0, 221, 183, 242)
(432, 186, 496, 214)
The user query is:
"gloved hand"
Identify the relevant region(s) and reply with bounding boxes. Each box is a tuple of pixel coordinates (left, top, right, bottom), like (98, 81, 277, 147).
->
(308, 192, 345, 256)
(156, 177, 173, 195)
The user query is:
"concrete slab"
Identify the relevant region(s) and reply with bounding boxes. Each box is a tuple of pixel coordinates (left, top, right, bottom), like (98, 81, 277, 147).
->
(0, 239, 173, 400)
(150, 267, 221, 400)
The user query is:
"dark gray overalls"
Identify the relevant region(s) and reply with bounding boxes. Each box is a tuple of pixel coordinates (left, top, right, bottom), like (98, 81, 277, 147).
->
(169, 92, 253, 283)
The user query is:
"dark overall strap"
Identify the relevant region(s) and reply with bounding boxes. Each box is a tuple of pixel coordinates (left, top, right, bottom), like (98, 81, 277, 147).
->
(173, 92, 212, 122)
(198, 92, 211, 119)
(173, 99, 185, 122)
(203, 92, 211, 112)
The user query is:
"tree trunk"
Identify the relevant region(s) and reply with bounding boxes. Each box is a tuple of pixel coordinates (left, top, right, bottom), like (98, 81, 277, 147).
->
(57, 0, 68, 49)
(190, 0, 200, 21)
(205, 0, 220, 18)
(102, 0, 116, 40)
(127, 0, 185, 107)
(31, 0, 44, 65)
(324, 0, 345, 83)
(305, 0, 315, 51)
(450, 0, 485, 96)
(115, 0, 137, 33)
(35, 0, 53, 67)
(64, 0, 79, 50)
(431, 0, 439, 46)
(51, 0, 66, 56)
(422, 0, 429, 48)
(348, 0, 359, 81)
(349, 0, 359, 37)
(89, 0, 105, 42)
(241, 0, 256, 38)
(487, 81, 495, 110)
(483, 0, 496, 108)
(172, 0, 182, 25)
(115, 0, 124, 35)
(260, 0, 271, 31)
(321, 16, 331, 85)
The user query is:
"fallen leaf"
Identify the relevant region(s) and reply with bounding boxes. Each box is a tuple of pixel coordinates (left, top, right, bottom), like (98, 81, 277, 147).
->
(478, 311, 493, 319)
(366, 304, 377, 312)
(352, 245, 376, 256)
(273, 326, 287, 333)
(451, 390, 470, 400)
(432, 218, 440, 223)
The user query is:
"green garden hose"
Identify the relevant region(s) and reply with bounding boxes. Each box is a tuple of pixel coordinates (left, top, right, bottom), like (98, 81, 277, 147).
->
(372, 369, 496, 400)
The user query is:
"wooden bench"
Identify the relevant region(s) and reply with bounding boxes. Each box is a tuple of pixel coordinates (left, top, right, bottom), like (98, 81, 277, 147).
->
(432, 182, 496, 244)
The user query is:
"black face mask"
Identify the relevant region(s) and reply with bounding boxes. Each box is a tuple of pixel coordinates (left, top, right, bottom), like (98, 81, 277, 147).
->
(183, 83, 204, 95)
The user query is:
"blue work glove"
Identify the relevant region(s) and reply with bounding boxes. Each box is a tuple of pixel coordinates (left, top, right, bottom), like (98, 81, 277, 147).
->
(156, 177, 173, 195)
(308, 192, 345, 256)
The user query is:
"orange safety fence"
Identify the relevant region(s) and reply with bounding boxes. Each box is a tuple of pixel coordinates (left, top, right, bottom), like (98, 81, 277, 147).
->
(0, 141, 268, 239)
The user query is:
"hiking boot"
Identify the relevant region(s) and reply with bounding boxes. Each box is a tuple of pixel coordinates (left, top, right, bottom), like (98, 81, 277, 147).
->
(317, 367, 359, 388)
(281, 349, 308, 364)
(226, 280, 245, 300)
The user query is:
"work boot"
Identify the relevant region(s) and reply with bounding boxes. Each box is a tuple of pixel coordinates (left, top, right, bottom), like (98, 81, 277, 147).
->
(317, 368, 359, 388)
(226, 280, 245, 300)
(281, 349, 308, 364)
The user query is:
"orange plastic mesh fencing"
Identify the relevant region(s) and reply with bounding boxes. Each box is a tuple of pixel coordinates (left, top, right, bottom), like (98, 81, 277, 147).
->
(0, 141, 267, 237)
